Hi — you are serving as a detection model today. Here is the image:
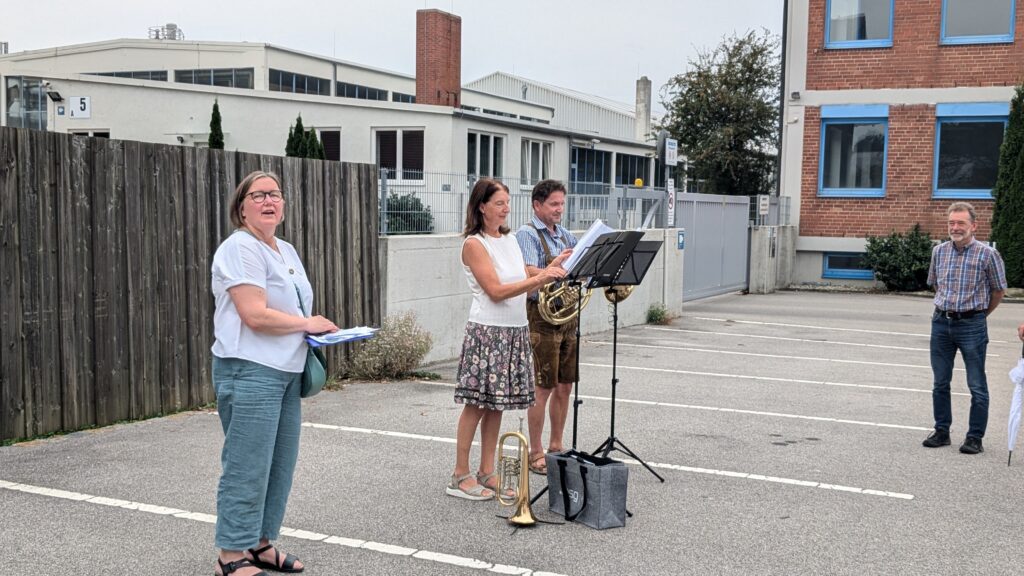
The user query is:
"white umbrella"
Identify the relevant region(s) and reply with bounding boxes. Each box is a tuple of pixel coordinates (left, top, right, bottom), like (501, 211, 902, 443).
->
(1007, 346, 1024, 466)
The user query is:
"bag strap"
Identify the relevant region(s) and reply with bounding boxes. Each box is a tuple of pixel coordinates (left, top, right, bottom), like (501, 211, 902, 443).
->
(557, 457, 589, 522)
(293, 284, 308, 317)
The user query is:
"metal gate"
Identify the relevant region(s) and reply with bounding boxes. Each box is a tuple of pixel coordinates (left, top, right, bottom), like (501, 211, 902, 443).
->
(675, 194, 750, 301)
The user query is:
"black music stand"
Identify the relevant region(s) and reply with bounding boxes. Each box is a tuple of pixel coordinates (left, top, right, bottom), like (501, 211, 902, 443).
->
(583, 231, 665, 482)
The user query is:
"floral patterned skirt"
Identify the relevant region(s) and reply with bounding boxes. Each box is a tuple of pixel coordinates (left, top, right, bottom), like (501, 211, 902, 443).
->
(455, 322, 536, 410)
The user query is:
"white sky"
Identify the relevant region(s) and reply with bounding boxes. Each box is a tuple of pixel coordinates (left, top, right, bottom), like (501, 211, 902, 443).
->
(3, 0, 783, 114)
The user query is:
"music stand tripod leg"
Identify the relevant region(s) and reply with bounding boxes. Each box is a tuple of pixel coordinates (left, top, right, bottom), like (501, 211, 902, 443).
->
(530, 281, 586, 507)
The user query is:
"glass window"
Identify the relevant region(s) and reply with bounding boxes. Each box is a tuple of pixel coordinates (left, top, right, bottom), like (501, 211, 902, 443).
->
(942, 0, 1015, 44)
(376, 129, 424, 181)
(823, 252, 873, 280)
(616, 153, 650, 186)
(392, 92, 416, 103)
(269, 69, 325, 94)
(819, 119, 887, 197)
(521, 139, 552, 185)
(467, 132, 504, 177)
(320, 130, 341, 162)
(571, 147, 612, 194)
(376, 130, 398, 178)
(213, 69, 234, 87)
(337, 81, 387, 101)
(826, 0, 893, 48)
(174, 70, 194, 84)
(934, 118, 1007, 198)
(402, 130, 424, 180)
(234, 69, 253, 89)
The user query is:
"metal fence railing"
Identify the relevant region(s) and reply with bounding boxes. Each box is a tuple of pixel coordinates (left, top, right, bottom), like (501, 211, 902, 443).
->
(378, 171, 673, 235)
(376, 170, 792, 235)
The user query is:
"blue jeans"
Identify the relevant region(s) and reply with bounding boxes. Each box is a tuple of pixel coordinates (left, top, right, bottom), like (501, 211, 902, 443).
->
(930, 313, 989, 439)
(213, 356, 302, 550)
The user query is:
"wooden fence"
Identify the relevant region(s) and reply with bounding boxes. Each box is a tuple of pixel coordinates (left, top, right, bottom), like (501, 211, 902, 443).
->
(0, 126, 380, 442)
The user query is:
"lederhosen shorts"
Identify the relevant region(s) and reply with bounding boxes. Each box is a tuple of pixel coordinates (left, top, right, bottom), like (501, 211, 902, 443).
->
(528, 226, 578, 389)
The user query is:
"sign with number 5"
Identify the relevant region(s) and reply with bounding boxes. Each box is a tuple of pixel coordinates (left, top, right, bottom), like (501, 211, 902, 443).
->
(69, 96, 91, 119)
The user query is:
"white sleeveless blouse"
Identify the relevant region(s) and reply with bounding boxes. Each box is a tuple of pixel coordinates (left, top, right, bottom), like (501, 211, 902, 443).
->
(463, 233, 528, 327)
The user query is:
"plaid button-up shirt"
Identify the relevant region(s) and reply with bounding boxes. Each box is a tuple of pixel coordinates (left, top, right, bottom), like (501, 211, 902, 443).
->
(928, 239, 1007, 312)
(515, 216, 578, 300)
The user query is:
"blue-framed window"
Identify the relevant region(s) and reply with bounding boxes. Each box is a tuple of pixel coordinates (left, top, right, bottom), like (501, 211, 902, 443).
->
(825, 0, 894, 49)
(933, 103, 1009, 199)
(823, 252, 874, 280)
(819, 105, 889, 197)
(941, 0, 1016, 45)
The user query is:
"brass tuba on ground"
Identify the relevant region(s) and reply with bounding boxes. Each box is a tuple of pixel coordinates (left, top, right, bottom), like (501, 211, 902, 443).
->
(495, 418, 538, 526)
(537, 281, 591, 325)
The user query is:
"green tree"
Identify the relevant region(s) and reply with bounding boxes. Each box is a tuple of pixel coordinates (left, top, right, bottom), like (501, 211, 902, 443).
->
(659, 29, 780, 196)
(207, 99, 224, 149)
(991, 84, 1024, 287)
(286, 114, 306, 157)
(305, 128, 324, 160)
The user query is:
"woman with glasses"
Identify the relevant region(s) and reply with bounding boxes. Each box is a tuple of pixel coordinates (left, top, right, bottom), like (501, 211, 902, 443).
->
(210, 171, 337, 576)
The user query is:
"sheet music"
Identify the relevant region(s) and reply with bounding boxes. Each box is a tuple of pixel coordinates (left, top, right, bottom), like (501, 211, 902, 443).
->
(564, 219, 615, 273)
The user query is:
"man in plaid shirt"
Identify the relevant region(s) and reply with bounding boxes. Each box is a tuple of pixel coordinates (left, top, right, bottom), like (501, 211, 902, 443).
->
(922, 202, 1007, 454)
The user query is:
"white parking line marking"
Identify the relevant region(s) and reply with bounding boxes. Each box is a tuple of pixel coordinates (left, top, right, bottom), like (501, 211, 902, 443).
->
(615, 459, 914, 500)
(579, 362, 970, 397)
(691, 316, 1010, 344)
(0, 479, 564, 576)
(303, 415, 916, 501)
(647, 327, 930, 352)
(415, 379, 936, 429)
(590, 340, 956, 371)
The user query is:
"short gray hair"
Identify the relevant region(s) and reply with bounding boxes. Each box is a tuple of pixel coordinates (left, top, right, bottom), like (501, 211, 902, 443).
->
(947, 202, 977, 222)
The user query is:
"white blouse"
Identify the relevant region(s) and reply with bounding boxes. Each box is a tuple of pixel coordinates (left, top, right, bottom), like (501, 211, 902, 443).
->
(463, 233, 528, 327)
(211, 230, 312, 372)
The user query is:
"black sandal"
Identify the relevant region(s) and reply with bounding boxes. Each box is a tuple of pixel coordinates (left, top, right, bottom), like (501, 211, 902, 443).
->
(247, 544, 304, 573)
(216, 558, 266, 576)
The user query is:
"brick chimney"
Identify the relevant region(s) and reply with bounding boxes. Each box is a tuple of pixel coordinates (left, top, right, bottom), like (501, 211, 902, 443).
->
(416, 9, 461, 107)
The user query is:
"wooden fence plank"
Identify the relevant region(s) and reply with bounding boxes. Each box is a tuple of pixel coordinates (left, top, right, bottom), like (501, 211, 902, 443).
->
(157, 144, 187, 412)
(92, 137, 129, 425)
(321, 161, 345, 369)
(0, 128, 25, 439)
(28, 131, 62, 434)
(59, 134, 95, 429)
(282, 157, 305, 255)
(184, 147, 212, 407)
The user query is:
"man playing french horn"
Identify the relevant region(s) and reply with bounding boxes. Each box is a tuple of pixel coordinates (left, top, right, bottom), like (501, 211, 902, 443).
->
(515, 179, 578, 476)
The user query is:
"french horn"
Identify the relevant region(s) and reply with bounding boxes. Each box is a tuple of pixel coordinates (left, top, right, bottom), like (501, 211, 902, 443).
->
(537, 281, 591, 325)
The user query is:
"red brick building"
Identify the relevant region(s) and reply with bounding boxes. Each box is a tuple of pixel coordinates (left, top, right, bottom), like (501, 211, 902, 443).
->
(780, 0, 1022, 284)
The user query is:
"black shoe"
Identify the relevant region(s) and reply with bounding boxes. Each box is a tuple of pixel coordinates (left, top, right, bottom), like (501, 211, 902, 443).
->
(922, 429, 950, 448)
(959, 436, 984, 454)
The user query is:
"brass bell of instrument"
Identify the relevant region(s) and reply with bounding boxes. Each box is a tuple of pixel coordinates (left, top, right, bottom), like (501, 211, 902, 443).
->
(603, 285, 634, 303)
(537, 281, 591, 325)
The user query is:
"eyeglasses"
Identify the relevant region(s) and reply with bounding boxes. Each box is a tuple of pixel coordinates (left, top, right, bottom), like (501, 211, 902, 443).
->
(248, 190, 284, 204)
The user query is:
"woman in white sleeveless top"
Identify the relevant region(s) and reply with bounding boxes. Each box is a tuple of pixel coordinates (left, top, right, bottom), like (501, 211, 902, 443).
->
(447, 179, 571, 500)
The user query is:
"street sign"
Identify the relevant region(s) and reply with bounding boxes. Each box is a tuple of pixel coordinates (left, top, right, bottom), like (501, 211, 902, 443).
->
(757, 194, 770, 216)
(665, 138, 678, 166)
(69, 96, 91, 119)
(667, 178, 676, 227)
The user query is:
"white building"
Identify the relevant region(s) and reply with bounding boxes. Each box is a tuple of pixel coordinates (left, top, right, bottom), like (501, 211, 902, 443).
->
(1, 11, 661, 226)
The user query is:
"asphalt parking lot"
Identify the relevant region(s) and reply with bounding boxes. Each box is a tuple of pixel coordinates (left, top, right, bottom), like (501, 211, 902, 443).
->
(3, 290, 1024, 575)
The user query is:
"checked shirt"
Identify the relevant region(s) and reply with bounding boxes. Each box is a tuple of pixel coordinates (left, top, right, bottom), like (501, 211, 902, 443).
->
(927, 239, 1007, 312)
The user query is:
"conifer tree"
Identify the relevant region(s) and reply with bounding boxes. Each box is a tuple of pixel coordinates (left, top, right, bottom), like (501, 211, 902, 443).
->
(991, 85, 1024, 287)
(286, 114, 307, 157)
(207, 99, 224, 149)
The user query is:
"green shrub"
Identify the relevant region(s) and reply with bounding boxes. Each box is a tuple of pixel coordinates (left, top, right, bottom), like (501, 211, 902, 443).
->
(863, 224, 934, 291)
(348, 311, 433, 380)
(385, 193, 434, 234)
(646, 303, 673, 325)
